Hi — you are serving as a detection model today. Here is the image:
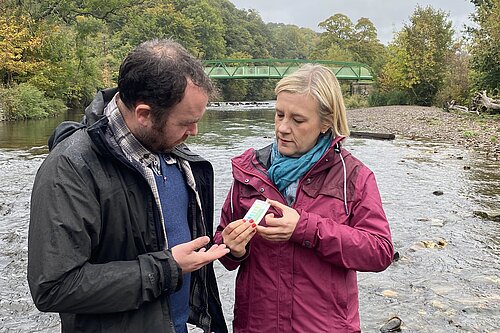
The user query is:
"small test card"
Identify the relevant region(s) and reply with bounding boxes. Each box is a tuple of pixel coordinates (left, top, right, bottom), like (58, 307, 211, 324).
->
(243, 199, 271, 225)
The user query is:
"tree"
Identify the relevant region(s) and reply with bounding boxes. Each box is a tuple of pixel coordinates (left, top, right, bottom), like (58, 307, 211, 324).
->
(379, 6, 454, 105)
(209, 0, 271, 58)
(468, 0, 500, 93)
(267, 23, 318, 59)
(351, 18, 387, 74)
(29, 21, 103, 105)
(434, 41, 471, 106)
(11, 0, 141, 25)
(116, 2, 197, 53)
(310, 44, 354, 62)
(312, 14, 386, 76)
(171, 0, 226, 59)
(318, 13, 354, 47)
(0, 14, 44, 86)
(218, 52, 251, 101)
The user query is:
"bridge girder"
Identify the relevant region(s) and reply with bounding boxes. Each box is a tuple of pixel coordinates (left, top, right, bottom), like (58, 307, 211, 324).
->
(203, 58, 373, 81)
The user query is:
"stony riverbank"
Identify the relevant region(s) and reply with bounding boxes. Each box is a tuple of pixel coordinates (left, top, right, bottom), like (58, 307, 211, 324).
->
(347, 105, 500, 159)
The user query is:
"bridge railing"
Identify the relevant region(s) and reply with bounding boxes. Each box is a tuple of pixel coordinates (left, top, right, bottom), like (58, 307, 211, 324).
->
(203, 58, 373, 81)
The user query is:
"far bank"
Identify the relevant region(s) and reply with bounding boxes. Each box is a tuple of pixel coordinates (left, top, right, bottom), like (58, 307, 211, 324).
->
(347, 105, 500, 159)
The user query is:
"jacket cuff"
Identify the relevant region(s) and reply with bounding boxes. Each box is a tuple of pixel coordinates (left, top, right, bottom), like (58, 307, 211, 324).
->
(139, 250, 183, 301)
(226, 249, 250, 262)
(289, 209, 315, 249)
(160, 251, 183, 293)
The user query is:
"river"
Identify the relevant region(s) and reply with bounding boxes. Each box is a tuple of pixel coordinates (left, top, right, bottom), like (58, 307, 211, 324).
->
(0, 108, 499, 332)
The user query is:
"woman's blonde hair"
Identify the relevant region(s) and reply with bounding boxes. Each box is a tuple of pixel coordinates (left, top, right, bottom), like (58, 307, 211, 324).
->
(274, 63, 350, 137)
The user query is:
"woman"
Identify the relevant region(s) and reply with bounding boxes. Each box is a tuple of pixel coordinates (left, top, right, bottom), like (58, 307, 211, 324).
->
(214, 64, 394, 332)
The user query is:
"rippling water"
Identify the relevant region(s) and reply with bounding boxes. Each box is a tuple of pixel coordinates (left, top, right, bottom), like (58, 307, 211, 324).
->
(0, 108, 498, 332)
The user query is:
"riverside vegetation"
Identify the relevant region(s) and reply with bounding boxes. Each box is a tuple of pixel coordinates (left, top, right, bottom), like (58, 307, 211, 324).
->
(0, 0, 498, 123)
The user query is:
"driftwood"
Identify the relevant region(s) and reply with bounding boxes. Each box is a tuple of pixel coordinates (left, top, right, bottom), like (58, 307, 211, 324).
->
(444, 100, 478, 115)
(472, 90, 500, 112)
(350, 131, 395, 140)
(444, 91, 500, 115)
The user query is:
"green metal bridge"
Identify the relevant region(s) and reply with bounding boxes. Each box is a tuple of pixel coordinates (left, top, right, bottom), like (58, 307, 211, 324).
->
(203, 58, 373, 81)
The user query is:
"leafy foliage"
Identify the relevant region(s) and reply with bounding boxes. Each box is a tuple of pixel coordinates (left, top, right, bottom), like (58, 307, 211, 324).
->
(312, 14, 386, 75)
(434, 41, 471, 106)
(468, 0, 500, 94)
(368, 90, 411, 106)
(0, 14, 45, 86)
(379, 6, 454, 105)
(0, 83, 66, 120)
(0, 0, 489, 120)
(267, 23, 318, 59)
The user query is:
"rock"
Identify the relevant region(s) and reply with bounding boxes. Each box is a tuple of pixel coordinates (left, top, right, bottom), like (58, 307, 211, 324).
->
(409, 242, 427, 252)
(417, 217, 445, 227)
(431, 300, 448, 311)
(421, 239, 448, 249)
(380, 316, 402, 332)
(381, 290, 398, 298)
(473, 210, 500, 222)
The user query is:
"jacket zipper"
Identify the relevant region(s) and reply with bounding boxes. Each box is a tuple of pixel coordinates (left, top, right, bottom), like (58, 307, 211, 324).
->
(89, 127, 175, 330)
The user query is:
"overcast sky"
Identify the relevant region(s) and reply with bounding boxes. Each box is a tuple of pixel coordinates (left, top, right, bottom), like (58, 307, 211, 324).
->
(230, 0, 476, 45)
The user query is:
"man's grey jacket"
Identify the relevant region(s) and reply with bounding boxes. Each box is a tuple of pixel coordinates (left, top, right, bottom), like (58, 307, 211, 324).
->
(27, 88, 227, 333)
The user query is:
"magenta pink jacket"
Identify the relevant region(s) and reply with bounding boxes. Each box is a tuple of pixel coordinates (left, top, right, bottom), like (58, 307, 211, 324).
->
(214, 138, 394, 332)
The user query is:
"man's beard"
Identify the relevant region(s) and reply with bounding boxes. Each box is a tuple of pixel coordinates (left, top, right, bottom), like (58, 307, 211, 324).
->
(135, 123, 172, 153)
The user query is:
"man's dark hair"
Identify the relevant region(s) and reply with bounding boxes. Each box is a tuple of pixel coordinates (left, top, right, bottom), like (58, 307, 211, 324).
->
(118, 39, 214, 121)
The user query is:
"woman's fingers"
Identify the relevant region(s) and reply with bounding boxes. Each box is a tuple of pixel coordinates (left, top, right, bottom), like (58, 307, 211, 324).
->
(223, 220, 256, 245)
(266, 198, 285, 213)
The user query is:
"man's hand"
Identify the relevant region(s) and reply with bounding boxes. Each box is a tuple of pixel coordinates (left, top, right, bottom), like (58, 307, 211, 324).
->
(221, 219, 257, 258)
(256, 199, 300, 241)
(171, 236, 229, 273)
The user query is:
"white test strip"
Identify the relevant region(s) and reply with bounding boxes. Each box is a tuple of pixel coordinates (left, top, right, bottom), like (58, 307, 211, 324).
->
(243, 199, 271, 225)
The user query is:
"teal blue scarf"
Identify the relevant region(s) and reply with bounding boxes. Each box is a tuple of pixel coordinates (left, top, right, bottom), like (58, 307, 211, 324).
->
(268, 133, 332, 194)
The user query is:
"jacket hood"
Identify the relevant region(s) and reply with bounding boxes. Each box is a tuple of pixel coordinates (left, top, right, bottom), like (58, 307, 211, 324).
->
(47, 121, 86, 151)
(84, 87, 118, 126)
(48, 88, 118, 151)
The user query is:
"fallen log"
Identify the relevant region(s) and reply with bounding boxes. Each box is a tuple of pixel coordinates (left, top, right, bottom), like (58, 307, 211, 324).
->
(444, 100, 478, 114)
(350, 131, 395, 140)
(475, 90, 500, 110)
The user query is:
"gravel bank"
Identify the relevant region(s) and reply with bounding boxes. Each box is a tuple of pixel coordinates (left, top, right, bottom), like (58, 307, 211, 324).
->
(347, 105, 500, 159)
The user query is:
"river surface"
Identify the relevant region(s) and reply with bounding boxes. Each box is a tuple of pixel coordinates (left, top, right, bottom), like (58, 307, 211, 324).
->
(0, 108, 499, 332)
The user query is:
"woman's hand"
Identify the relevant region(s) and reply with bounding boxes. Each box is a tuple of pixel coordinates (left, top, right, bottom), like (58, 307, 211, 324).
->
(256, 199, 300, 241)
(221, 219, 257, 258)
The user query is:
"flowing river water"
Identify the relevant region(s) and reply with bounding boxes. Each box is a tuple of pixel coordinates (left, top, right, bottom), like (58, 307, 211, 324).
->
(0, 107, 499, 332)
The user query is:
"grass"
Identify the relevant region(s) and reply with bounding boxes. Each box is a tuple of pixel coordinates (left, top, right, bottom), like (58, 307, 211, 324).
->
(463, 130, 477, 138)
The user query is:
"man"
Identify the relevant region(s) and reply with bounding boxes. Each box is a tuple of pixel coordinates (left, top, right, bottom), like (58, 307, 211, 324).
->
(27, 39, 229, 333)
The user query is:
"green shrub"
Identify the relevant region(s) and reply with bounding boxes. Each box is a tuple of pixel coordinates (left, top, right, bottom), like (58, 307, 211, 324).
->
(344, 94, 369, 109)
(0, 83, 67, 120)
(368, 90, 411, 106)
